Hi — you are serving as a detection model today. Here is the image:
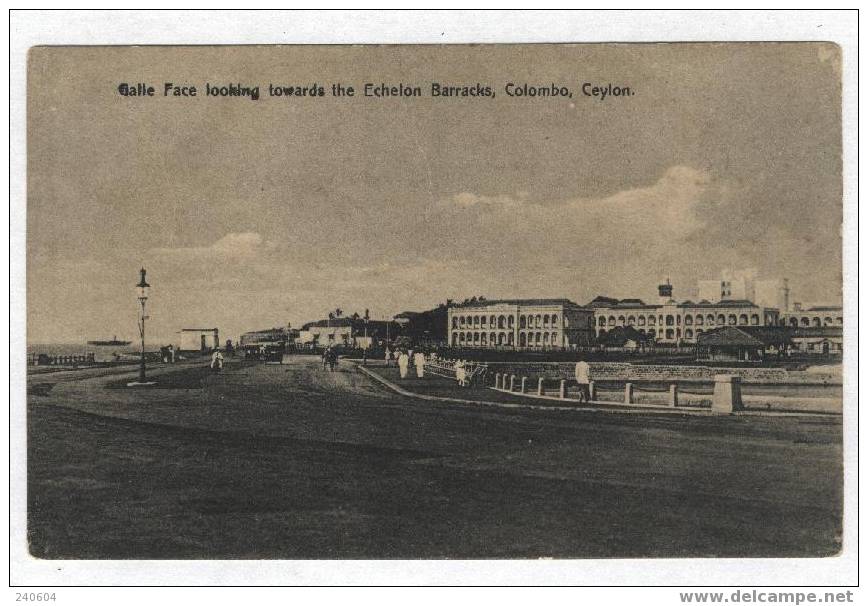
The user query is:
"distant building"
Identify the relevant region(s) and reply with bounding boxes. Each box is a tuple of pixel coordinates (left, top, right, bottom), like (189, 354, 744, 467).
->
(239, 326, 299, 349)
(178, 328, 219, 352)
(590, 282, 780, 345)
(789, 326, 843, 355)
(447, 298, 595, 349)
(780, 305, 843, 329)
(697, 270, 789, 311)
(696, 326, 792, 362)
(297, 317, 400, 349)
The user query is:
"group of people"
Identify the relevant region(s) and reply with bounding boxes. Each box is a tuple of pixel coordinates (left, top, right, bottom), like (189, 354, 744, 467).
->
(384, 347, 428, 379)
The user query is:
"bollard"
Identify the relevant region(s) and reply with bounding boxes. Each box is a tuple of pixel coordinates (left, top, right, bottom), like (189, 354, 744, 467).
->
(537, 377, 544, 396)
(588, 380, 596, 401)
(624, 382, 634, 404)
(712, 375, 743, 413)
(559, 379, 567, 399)
(509, 375, 516, 392)
(668, 383, 679, 407)
(521, 376, 528, 394)
(495, 373, 502, 389)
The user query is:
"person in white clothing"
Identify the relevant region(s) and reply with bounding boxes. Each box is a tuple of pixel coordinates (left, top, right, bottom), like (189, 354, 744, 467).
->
(397, 351, 410, 378)
(575, 360, 591, 403)
(413, 351, 426, 378)
(455, 359, 467, 387)
(210, 349, 224, 372)
(384, 347, 391, 367)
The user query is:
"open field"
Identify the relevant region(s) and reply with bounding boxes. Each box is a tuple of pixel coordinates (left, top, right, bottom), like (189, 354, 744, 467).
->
(27, 356, 842, 559)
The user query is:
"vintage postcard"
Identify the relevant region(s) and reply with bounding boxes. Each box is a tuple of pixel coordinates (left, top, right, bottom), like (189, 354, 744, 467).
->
(13, 21, 856, 589)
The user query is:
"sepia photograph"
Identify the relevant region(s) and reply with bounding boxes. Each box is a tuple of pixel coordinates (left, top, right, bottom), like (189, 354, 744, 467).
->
(10, 9, 858, 590)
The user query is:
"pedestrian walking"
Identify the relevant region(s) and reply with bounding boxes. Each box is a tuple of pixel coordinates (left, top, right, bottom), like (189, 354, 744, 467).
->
(384, 347, 391, 367)
(210, 349, 224, 372)
(575, 359, 591, 403)
(398, 351, 410, 379)
(455, 359, 467, 387)
(413, 350, 426, 378)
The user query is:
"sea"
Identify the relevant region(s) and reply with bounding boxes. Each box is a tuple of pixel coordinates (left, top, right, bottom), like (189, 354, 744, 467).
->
(27, 343, 160, 363)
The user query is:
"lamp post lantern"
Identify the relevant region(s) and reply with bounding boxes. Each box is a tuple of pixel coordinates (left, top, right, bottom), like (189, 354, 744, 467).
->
(136, 267, 150, 383)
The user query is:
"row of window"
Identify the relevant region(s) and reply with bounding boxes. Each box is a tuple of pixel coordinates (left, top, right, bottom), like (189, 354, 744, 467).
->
(450, 331, 560, 347)
(597, 313, 769, 328)
(452, 313, 560, 330)
(782, 316, 843, 327)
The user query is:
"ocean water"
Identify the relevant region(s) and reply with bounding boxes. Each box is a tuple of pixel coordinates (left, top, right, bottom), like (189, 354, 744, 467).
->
(28, 343, 159, 363)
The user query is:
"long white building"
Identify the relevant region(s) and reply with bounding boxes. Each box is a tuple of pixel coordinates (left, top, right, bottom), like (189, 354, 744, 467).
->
(447, 298, 595, 349)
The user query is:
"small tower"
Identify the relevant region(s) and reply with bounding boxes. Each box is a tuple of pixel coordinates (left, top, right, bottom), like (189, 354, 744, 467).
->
(658, 279, 674, 305)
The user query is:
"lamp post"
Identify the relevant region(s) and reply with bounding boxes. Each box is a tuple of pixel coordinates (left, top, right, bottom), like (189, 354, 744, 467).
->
(136, 267, 150, 383)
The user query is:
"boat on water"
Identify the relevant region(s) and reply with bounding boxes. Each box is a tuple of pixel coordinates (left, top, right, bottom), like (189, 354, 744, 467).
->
(86, 336, 132, 346)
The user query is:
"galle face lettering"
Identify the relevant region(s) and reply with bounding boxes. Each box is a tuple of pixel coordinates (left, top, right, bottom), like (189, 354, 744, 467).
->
(117, 82, 155, 97)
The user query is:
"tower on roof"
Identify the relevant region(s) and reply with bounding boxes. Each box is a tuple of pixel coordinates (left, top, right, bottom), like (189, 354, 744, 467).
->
(658, 279, 674, 305)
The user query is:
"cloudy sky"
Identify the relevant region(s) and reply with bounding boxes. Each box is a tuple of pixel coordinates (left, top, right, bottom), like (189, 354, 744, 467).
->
(27, 44, 842, 343)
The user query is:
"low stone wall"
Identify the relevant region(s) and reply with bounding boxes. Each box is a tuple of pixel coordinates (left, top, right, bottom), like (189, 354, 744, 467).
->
(483, 361, 841, 385)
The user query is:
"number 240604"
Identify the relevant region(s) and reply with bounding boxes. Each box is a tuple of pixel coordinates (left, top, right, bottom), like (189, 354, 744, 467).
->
(16, 594, 56, 602)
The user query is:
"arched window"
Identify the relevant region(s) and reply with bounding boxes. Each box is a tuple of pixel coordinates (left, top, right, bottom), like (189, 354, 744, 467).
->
(648, 328, 656, 337)
(648, 316, 656, 326)
(508, 316, 514, 328)
(738, 314, 748, 325)
(628, 315, 636, 326)
(789, 317, 799, 327)
(812, 317, 821, 327)
(474, 332, 480, 343)
(750, 314, 760, 325)
(458, 332, 465, 343)
(519, 333, 526, 347)
(666, 315, 675, 326)
(618, 315, 626, 326)
(707, 314, 715, 325)
(480, 315, 488, 327)
(490, 332, 496, 344)
(490, 315, 496, 326)
(543, 314, 550, 327)
(665, 329, 675, 340)
(837, 317, 843, 325)
(676, 315, 681, 325)
(637, 316, 646, 326)
(728, 314, 737, 325)
(608, 316, 616, 325)
(684, 315, 693, 326)
(551, 331, 558, 344)
(481, 333, 487, 345)
(543, 333, 550, 345)
(452, 317, 458, 329)
(599, 317, 606, 327)
(459, 316, 465, 327)
(717, 314, 726, 325)
(507, 333, 514, 345)
(520, 315, 527, 328)
(801, 317, 810, 326)
(695, 315, 704, 326)
(497, 333, 505, 345)
(823, 317, 833, 326)
(685, 329, 693, 339)
(473, 316, 479, 327)
(551, 314, 558, 325)
(535, 314, 542, 328)
(498, 316, 506, 329)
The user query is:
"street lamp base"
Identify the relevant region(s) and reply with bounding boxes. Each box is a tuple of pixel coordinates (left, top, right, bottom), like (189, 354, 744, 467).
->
(126, 381, 157, 387)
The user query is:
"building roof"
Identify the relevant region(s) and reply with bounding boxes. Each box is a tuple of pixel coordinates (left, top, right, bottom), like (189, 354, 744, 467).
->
(452, 298, 581, 309)
(180, 328, 218, 332)
(600, 325, 651, 346)
(697, 326, 791, 348)
(678, 299, 759, 309)
(805, 305, 843, 312)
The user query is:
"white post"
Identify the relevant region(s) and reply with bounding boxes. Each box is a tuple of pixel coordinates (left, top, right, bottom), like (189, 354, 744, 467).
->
(669, 383, 678, 407)
(712, 375, 743, 413)
(624, 382, 634, 404)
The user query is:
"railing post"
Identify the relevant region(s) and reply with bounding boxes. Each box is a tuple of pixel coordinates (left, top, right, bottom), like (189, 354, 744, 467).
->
(509, 375, 516, 392)
(559, 379, 566, 399)
(537, 377, 544, 396)
(588, 380, 596, 401)
(668, 383, 678, 407)
(712, 375, 743, 413)
(624, 382, 633, 404)
(521, 376, 528, 393)
(495, 373, 502, 389)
